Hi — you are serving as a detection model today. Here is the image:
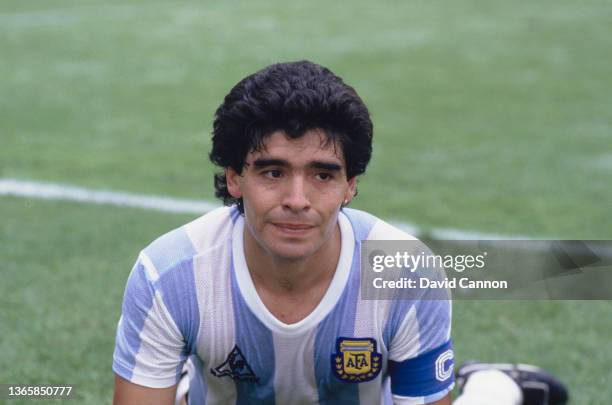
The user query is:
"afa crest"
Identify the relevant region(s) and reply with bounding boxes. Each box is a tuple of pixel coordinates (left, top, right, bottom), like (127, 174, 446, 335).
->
(331, 337, 382, 383)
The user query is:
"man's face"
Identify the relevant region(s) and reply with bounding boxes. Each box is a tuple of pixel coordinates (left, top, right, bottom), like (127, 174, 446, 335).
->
(226, 129, 356, 261)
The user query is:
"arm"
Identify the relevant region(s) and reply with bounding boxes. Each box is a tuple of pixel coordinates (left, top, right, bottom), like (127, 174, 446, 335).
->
(388, 299, 455, 404)
(113, 375, 177, 405)
(387, 242, 454, 404)
(113, 257, 190, 402)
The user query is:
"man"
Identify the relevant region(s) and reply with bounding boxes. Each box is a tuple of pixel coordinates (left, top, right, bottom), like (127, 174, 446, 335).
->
(113, 60, 454, 404)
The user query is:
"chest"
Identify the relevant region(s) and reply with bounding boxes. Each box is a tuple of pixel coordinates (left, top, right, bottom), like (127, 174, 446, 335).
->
(196, 294, 389, 398)
(197, 326, 387, 403)
(255, 288, 326, 324)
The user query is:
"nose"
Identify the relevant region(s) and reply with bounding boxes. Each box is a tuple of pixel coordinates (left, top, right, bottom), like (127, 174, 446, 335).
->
(281, 175, 310, 212)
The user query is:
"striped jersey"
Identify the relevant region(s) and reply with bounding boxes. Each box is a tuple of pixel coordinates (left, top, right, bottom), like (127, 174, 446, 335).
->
(113, 206, 454, 404)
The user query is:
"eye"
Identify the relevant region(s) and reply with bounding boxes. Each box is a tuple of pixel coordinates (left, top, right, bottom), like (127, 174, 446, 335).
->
(263, 170, 282, 179)
(315, 172, 333, 181)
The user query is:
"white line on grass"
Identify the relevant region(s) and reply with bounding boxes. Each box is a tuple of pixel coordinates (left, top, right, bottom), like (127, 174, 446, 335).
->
(0, 178, 218, 215)
(0, 177, 532, 240)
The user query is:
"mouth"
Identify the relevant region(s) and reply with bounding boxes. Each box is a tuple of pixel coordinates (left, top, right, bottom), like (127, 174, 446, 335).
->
(272, 222, 316, 235)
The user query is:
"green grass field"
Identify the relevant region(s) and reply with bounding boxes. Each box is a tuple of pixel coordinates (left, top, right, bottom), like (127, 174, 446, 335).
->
(2, 0, 612, 403)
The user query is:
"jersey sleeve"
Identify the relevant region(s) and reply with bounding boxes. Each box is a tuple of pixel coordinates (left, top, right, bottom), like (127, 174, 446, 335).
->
(112, 255, 187, 388)
(388, 297, 454, 404)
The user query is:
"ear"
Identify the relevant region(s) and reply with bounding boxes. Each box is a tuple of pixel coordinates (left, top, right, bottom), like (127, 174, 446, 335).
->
(226, 167, 243, 198)
(344, 176, 357, 204)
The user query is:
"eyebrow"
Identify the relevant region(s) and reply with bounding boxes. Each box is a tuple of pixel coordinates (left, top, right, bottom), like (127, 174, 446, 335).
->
(252, 158, 343, 172)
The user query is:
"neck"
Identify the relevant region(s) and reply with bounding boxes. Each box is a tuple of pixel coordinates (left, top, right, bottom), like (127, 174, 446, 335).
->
(243, 222, 342, 295)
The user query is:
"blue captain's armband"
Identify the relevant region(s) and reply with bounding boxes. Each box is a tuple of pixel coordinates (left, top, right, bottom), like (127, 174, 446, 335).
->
(388, 340, 454, 397)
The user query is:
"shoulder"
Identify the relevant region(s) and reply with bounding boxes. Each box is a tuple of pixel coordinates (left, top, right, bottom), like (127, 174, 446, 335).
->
(140, 205, 236, 279)
(121, 206, 238, 351)
(341, 208, 418, 242)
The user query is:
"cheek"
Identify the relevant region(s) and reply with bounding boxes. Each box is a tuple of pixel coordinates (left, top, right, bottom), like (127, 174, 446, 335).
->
(242, 189, 276, 222)
(319, 190, 345, 208)
(311, 182, 345, 199)
(320, 205, 342, 228)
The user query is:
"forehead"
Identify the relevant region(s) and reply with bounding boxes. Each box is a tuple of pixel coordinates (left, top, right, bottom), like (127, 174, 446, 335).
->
(248, 130, 345, 165)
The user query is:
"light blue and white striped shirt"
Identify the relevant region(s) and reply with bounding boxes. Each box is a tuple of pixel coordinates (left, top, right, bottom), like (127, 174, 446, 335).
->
(113, 206, 454, 404)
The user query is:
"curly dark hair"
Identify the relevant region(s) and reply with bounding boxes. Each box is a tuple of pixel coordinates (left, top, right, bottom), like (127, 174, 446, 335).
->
(209, 60, 373, 213)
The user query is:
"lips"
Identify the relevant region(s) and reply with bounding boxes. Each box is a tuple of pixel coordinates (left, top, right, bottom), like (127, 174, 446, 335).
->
(273, 223, 314, 229)
(272, 222, 315, 235)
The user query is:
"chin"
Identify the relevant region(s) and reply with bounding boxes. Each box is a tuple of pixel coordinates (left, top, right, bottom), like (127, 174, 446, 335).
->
(267, 241, 318, 261)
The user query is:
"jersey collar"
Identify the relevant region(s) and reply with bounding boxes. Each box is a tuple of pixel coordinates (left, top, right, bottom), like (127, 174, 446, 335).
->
(231, 211, 355, 336)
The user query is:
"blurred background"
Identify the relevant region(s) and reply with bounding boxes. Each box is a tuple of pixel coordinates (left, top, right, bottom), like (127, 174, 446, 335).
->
(1, 0, 611, 402)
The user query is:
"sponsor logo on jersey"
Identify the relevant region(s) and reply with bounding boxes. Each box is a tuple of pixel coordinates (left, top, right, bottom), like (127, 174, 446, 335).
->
(211, 345, 259, 383)
(331, 337, 382, 383)
(435, 349, 454, 382)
